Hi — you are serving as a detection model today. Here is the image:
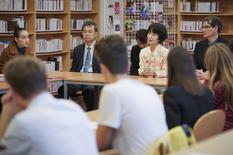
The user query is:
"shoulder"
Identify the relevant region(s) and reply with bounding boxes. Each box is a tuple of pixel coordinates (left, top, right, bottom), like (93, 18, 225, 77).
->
(196, 39, 208, 46)
(164, 86, 183, 96)
(74, 43, 85, 52)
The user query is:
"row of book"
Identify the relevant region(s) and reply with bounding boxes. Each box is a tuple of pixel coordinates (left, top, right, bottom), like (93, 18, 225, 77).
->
(180, 20, 202, 32)
(70, 36, 83, 49)
(36, 0, 64, 11)
(0, 17, 25, 33)
(43, 56, 63, 72)
(36, 18, 62, 32)
(47, 80, 63, 93)
(36, 39, 63, 53)
(0, 0, 27, 11)
(71, 0, 92, 11)
(0, 41, 11, 55)
(180, 1, 220, 13)
(181, 38, 199, 52)
(71, 18, 91, 30)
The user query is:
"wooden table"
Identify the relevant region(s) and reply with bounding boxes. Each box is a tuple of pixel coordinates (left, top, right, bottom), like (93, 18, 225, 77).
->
(48, 71, 167, 98)
(171, 129, 233, 155)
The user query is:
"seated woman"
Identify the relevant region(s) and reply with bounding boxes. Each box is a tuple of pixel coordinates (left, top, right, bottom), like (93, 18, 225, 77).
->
(164, 46, 213, 129)
(0, 26, 32, 73)
(138, 23, 168, 77)
(205, 43, 233, 131)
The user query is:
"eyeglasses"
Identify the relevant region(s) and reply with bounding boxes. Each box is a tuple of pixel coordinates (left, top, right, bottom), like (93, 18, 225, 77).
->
(201, 25, 212, 29)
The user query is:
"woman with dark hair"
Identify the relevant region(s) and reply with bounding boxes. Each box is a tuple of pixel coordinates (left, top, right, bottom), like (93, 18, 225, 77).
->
(138, 23, 168, 77)
(130, 29, 148, 75)
(164, 46, 213, 129)
(0, 26, 32, 73)
(205, 43, 233, 131)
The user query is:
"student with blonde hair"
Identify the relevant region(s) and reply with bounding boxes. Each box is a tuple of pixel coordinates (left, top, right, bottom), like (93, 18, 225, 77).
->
(205, 43, 233, 131)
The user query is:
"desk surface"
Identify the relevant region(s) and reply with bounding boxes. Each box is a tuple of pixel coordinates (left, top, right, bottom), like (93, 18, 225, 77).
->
(171, 129, 233, 155)
(48, 71, 167, 88)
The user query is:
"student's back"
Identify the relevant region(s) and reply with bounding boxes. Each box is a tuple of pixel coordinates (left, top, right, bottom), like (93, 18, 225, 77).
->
(98, 78, 168, 155)
(164, 86, 213, 129)
(3, 92, 98, 155)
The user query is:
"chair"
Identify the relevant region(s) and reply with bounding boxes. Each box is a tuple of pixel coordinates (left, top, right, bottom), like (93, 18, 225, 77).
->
(193, 109, 225, 142)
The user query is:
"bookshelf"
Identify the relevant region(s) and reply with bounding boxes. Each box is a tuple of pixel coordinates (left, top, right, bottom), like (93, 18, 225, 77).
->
(0, 0, 100, 71)
(178, 0, 233, 53)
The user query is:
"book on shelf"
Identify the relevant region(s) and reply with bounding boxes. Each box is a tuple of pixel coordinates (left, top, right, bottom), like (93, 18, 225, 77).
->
(36, 0, 64, 11)
(43, 56, 63, 72)
(0, 0, 27, 11)
(37, 18, 62, 32)
(70, 36, 83, 49)
(71, 0, 92, 11)
(48, 80, 63, 93)
(180, 21, 202, 32)
(182, 38, 199, 52)
(71, 18, 92, 31)
(0, 16, 25, 33)
(36, 39, 63, 53)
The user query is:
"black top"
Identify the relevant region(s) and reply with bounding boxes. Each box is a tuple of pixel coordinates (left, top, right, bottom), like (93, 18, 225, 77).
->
(130, 45, 142, 75)
(163, 86, 214, 129)
(16, 43, 25, 55)
(193, 37, 227, 71)
(70, 43, 100, 73)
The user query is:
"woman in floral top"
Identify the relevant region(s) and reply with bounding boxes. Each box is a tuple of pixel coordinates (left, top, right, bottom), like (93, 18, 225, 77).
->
(138, 23, 168, 77)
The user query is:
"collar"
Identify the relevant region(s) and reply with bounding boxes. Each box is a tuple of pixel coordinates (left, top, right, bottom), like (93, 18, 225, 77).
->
(28, 92, 53, 108)
(85, 40, 96, 49)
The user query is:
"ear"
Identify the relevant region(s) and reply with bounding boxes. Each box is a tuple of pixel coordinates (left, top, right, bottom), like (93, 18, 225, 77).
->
(14, 37, 18, 43)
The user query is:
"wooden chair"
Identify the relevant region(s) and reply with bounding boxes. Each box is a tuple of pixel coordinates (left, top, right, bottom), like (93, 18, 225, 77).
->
(193, 110, 225, 142)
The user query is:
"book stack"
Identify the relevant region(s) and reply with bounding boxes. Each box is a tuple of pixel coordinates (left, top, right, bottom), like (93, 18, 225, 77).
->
(70, 36, 83, 49)
(36, 18, 62, 31)
(71, 18, 92, 30)
(0, 0, 27, 11)
(181, 38, 199, 52)
(71, 0, 92, 11)
(36, 0, 64, 11)
(180, 20, 202, 32)
(36, 39, 63, 53)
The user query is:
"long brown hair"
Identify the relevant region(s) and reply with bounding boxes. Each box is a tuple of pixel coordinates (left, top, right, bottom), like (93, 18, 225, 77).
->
(167, 46, 204, 96)
(205, 43, 233, 108)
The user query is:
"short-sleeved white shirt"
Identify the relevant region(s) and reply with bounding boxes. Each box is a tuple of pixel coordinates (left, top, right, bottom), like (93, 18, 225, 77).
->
(98, 78, 168, 155)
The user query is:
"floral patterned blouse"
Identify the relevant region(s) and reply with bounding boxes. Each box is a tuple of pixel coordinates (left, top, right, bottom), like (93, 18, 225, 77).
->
(138, 44, 169, 77)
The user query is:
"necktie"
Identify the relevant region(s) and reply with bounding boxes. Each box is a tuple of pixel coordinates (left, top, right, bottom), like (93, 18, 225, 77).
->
(83, 47, 91, 72)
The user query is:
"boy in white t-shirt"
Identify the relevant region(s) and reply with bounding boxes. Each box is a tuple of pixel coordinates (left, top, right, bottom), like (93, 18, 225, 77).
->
(95, 35, 168, 155)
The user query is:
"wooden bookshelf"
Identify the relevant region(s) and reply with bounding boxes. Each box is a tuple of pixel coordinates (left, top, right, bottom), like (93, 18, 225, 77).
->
(177, 0, 233, 49)
(0, 0, 100, 71)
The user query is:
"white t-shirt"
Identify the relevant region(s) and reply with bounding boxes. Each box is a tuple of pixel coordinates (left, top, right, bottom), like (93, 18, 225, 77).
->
(1, 92, 98, 155)
(98, 78, 168, 155)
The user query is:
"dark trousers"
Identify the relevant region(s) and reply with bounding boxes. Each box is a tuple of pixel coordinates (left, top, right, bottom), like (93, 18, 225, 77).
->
(58, 84, 100, 111)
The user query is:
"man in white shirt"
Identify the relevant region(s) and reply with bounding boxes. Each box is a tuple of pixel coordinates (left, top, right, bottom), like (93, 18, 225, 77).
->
(95, 35, 168, 155)
(0, 57, 98, 155)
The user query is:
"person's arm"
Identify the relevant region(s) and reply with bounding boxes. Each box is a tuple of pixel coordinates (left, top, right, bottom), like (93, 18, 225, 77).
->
(96, 125, 114, 151)
(70, 47, 79, 72)
(96, 87, 121, 151)
(0, 92, 23, 138)
(163, 89, 182, 129)
(138, 50, 145, 76)
(0, 48, 10, 74)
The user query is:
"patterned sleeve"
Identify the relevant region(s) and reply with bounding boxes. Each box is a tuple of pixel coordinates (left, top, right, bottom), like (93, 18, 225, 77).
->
(213, 81, 225, 109)
(154, 48, 168, 77)
(138, 49, 145, 75)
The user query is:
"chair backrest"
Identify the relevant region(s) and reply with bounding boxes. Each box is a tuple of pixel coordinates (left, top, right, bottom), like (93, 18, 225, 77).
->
(150, 124, 196, 155)
(193, 109, 225, 142)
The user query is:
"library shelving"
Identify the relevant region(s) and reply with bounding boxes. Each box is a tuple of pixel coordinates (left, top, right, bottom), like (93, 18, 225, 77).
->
(0, 0, 100, 71)
(178, 0, 233, 53)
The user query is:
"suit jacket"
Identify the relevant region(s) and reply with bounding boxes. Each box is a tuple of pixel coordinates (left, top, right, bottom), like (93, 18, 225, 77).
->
(70, 43, 100, 73)
(163, 86, 213, 129)
(193, 37, 227, 71)
(0, 42, 32, 73)
(130, 45, 142, 75)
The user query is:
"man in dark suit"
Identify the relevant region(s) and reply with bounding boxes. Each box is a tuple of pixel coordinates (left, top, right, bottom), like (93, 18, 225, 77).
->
(58, 21, 100, 111)
(194, 16, 227, 80)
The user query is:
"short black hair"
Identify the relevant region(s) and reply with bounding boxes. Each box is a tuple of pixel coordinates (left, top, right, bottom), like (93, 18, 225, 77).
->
(95, 35, 128, 75)
(82, 21, 98, 32)
(136, 29, 147, 44)
(147, 23, 167, 43)
(203, 16, 223, 33)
